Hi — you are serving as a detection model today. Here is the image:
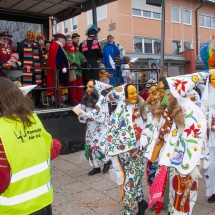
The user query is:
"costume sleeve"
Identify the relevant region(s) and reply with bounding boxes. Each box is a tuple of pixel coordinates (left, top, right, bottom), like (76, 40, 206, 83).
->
(56, 47, 68, 69)
(51, 138, 61, 160)
(113, 44, 120, 56)
(97, 45, 103, 59)
(87, 96, 106, 124)
(142, 110, 153, 139)
(79, 52, 87, 65)
(0, 139, 11, 195)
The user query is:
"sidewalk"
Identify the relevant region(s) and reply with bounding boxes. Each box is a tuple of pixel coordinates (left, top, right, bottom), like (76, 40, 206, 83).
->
(51, 151, 215, 215)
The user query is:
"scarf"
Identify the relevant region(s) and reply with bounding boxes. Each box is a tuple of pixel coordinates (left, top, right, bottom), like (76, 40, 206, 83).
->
(82, 39, 99, 52)
(23, 39, 42, 87)
(148, 165, 168, 214)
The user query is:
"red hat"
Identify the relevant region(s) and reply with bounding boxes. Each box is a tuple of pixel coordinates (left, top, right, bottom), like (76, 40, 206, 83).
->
(11, 53, 19, 61)
(53, 33, 66, 39)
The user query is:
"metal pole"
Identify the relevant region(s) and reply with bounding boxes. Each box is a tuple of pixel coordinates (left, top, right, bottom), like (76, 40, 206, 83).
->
(92, 0, 97, 25)
(160, 0, 166, 68)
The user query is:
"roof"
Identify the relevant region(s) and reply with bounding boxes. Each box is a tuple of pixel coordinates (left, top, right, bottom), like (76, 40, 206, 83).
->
(0, 0, 116, 23)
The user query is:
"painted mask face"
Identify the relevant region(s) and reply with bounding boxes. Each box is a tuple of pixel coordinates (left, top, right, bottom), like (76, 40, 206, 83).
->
(148, 85, 157, 105)
(210, 73, 215, 88)
(127, 85, 137, 104)
(156, 81, 165, 101)
(86, 80, 94, 95)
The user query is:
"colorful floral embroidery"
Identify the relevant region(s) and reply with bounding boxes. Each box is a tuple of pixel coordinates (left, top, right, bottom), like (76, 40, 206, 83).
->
(192, 75, 199, 83)
(172, 129, 177, 137)
(184, 123, 201, 138)
(172, 79, 188, 94)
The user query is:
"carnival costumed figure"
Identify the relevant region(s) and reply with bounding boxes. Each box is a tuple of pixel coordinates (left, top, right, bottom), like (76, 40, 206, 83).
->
(145, 72, 209, 215)
(144, 85, 159, 187)
(64, 34, 91, 105)
(46, 33, 68, 108)
(17, 30, 44, 108)
(0, 30, 14, 77)
(102, 84, 149, 215)
(200, 40, 215, 203)
(79, 25, 103, 85)
(77, 80, 112, 175)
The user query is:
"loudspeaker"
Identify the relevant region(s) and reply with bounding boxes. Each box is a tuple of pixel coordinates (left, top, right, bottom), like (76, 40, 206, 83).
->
(146, 0, 162, 7)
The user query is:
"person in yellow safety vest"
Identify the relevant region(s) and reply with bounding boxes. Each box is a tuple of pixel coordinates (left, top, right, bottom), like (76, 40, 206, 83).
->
(0, 77, 61, 215)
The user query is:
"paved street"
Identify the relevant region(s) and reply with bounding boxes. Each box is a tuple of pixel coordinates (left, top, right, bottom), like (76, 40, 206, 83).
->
(51, 151, 215, 215)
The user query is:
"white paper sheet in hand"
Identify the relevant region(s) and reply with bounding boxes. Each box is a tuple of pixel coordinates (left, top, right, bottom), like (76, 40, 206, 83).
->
(109, 55, 116, 70)
(19, 85, 37, 96)
(130, 58, 138, 63)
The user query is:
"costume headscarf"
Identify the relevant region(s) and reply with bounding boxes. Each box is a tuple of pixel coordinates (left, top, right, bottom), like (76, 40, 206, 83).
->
(103, 84, 147, 156)
(165, 72, 209, 174)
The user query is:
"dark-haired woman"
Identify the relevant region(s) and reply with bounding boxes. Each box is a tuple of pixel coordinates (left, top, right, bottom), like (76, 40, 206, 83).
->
(0, 78, 61, 215)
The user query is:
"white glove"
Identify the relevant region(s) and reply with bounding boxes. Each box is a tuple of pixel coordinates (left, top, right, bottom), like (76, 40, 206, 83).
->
(190, 166, 202, 182)
(62, 68, 67, 73)
(139, 134, 148, 150)
(110, 156, 121, 171)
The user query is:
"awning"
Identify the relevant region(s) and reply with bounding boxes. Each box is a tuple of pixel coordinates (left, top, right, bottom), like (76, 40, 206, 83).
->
(0, 0, 116, 23)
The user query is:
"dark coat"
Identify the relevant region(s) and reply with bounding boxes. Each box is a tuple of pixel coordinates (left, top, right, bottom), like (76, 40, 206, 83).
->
(79, 40, 103, 84)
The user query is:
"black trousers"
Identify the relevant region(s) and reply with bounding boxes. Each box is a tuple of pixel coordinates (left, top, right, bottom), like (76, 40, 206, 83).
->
(29, 205, 52, 215)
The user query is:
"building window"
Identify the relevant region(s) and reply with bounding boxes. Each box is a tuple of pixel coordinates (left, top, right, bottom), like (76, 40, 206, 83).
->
(132, 9, 161, 20)
(53, 24, 59, 34)
(153, 12, 161, 19)
(143, 10, 151, 18)
(70, 16, 78, 31)
(206, 15, 211, 28)
(171, 6, 180, 23)
(183, 9, 191, 25)
(144, 39, 152, 53)
(88, 5, 107, 25)
(63, 20, 68, 34)
(184, 42, 192, 51)
(134, 37, 142, 53)
(172, 40, 181, 54)
(199, 13, 215, 29)
(154, 40, 161, 54)
(134, 37, 161, 54)
(132, 8, 141, 16)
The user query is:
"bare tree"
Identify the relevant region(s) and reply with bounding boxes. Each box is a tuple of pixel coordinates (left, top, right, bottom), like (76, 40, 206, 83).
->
(0, 20, 41, 50)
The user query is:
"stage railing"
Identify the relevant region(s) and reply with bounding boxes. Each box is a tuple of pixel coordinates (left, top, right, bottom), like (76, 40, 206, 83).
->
(2, 66, 160, 109)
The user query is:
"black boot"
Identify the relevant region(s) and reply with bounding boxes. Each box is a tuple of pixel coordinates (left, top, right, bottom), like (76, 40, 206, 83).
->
(88, 167, 101, 176)
(103, 160, 112, 173)
(136, 199, 148, 215)
(208, 194, 215, 203)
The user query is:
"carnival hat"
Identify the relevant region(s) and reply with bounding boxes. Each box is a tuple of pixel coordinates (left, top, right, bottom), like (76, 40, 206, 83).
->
(53, 33, 66, 39)
(37, 34, 45, 39)
(0, 30, 12, 37)
(72, 33, 80, 38)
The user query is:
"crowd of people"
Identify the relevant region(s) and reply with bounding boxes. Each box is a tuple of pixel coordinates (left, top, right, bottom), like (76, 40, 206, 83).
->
(74, 40, 215, 215)
(1, 24, 215, 215)
(0, 26, 129, 109)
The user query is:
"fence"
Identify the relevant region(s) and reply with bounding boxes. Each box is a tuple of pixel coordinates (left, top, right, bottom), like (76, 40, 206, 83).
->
(2, 67, 161, 108)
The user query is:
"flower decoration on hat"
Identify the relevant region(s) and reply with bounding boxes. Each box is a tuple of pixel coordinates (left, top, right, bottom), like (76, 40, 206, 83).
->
(37, 34, 45, 39)
(27, 30, 36, 37)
